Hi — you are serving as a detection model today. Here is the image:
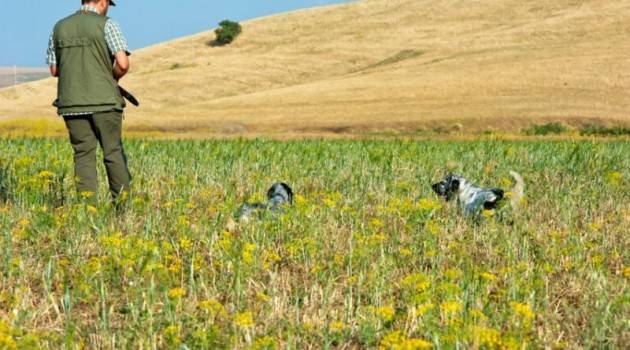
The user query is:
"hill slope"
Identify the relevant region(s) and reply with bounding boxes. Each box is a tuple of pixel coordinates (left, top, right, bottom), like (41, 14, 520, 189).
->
(1, 0, 629, 136)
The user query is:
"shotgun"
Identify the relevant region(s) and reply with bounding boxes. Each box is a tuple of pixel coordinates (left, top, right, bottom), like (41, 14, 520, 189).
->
(118, 86, 139, 107)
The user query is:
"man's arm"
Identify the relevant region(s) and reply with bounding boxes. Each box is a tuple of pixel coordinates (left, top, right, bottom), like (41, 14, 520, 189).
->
(104, 19, 130, 81)
(46, 34, 58, 77)
(113, 51, 129, 80)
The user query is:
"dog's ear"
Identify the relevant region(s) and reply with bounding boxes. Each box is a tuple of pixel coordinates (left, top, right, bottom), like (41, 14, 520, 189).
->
(281, 183, 293, 204)
(490, 188, 504, 201)
(449, 178, 460, 192)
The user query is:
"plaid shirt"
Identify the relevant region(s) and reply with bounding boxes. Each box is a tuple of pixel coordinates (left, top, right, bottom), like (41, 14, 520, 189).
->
(47, 5, 129, 116)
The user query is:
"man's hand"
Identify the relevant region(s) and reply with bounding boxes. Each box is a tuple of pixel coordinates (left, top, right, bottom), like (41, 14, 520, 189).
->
(113, 51, 129, 80)
(49, 66, 58, 77)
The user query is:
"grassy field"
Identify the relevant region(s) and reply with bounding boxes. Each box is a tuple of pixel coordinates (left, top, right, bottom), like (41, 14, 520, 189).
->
(0, 137, 628, 349)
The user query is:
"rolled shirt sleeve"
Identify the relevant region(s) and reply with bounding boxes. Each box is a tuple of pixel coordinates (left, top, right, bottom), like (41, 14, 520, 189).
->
(46, 34, 56, 67)
(104, 19, 129, 56)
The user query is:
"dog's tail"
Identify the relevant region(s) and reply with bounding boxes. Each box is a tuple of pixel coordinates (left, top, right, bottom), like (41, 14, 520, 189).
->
(509, 171, 525, 209)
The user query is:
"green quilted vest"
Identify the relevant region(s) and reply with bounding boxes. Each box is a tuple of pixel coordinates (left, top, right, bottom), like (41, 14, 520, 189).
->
(53, 11, 124, 115)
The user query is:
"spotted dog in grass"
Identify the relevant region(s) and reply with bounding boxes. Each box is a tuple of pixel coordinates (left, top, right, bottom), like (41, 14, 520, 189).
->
(236, 183, 294, 222)
(432, 171, 524, 216)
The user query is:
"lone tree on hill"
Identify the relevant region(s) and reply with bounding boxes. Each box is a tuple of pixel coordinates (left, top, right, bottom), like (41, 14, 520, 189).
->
(214, 20, 242, 45)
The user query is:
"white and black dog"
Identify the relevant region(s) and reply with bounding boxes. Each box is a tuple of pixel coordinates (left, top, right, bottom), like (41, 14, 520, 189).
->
(431, 171, 524, 215)
(237, 183, 294, 221)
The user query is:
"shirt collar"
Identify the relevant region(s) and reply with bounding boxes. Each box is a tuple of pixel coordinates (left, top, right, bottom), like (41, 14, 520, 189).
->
(79, 5, 101, 15)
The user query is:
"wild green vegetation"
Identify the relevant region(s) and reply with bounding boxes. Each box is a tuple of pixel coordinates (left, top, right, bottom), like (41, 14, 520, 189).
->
(0, 138, 628, 349)
(523, 122, 630, 137)
(579, 124, 630, 137)
(214, 20, 242, 46)
(523, 122, 568, 136)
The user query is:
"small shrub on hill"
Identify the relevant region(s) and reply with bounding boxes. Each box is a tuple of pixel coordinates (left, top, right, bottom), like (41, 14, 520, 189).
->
(579, 124, 630, 137)
(523, 122, 568, 136)
(214, 20, 242, 45)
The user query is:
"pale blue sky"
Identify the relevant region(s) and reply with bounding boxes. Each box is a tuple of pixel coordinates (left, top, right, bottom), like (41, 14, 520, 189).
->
(0, 0, 351, 67)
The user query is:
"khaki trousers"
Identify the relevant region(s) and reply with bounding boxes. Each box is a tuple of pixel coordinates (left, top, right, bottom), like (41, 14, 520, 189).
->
(63, 110, 131, 203)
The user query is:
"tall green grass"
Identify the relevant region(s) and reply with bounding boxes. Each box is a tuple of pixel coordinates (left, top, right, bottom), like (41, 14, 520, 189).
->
(0, 138, 628, 349)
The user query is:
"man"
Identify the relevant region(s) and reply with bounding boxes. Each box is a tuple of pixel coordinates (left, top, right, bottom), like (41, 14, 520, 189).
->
(47, 0, 131, 205)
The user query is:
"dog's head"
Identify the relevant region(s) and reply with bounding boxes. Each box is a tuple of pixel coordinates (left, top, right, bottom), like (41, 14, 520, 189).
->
(267, 182, 293, 205)
(431, 174, 462, 201)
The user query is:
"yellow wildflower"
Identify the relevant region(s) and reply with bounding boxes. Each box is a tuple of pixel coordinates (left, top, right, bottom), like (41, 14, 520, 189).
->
(14, 156, 34, 168)
(86, 205, 97, 214)
(100, 233, 124, 248)
(440, 301, 462, 314)
(417, 198, 442, 211)
(234, 312, 255, 328)
(333, 253, 345, 266)
(199, 299, 226, 318)
(0, 332, 17, 349)
(480, 272, 497, 282)
(163, 324, 181, 345)
(371, 218, 385, 228)
(217, 232, 233, 251)
(377, 305, 395, 322)
(252, 336, 278, 350)
(500, 177, 513, 187)
(38, 170, 54, 178)
(329, 321, 344, 332)
(179, 238, 191, 251)
(425, 220, 440, 235)
(256, 292, 271, 303)
(177, 215, 190, 226)
(510, 301, 535, 324)
(481, 209, 495, 218)
(623, 266, 630, 278)
(590, 254, 603, 266)
(262, 249, 281, 269)
(341, 275, 355, 286)
(471, 326, 501, 348)
(469, 308, 488, 321)
(410, 303, 434, 318)
(119, 191, 129, 203)
(399, 248, 413, 258)
(368, 233, 388, 245)
(295, 194, 307, 206)
(167, 288, 186, 299)
(323, 198, 336, 208)
(380, 330, 405, 350)
(402, 338, 433, 349)
(133, 197, 145, 206)
(380, 331, 433, 350)
(167, 256, 182, 273)
(444, 268, 462, 280)
(310, 264, 323, 274)
(79, 191, 95, 200)
(607, 171, 623, 186)
(401, 273, 430, 292)
(242, 243, 257, 265)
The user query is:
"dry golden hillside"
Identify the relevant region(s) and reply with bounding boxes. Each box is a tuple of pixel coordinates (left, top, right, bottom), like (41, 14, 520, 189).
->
(1, 0, 629, 137)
